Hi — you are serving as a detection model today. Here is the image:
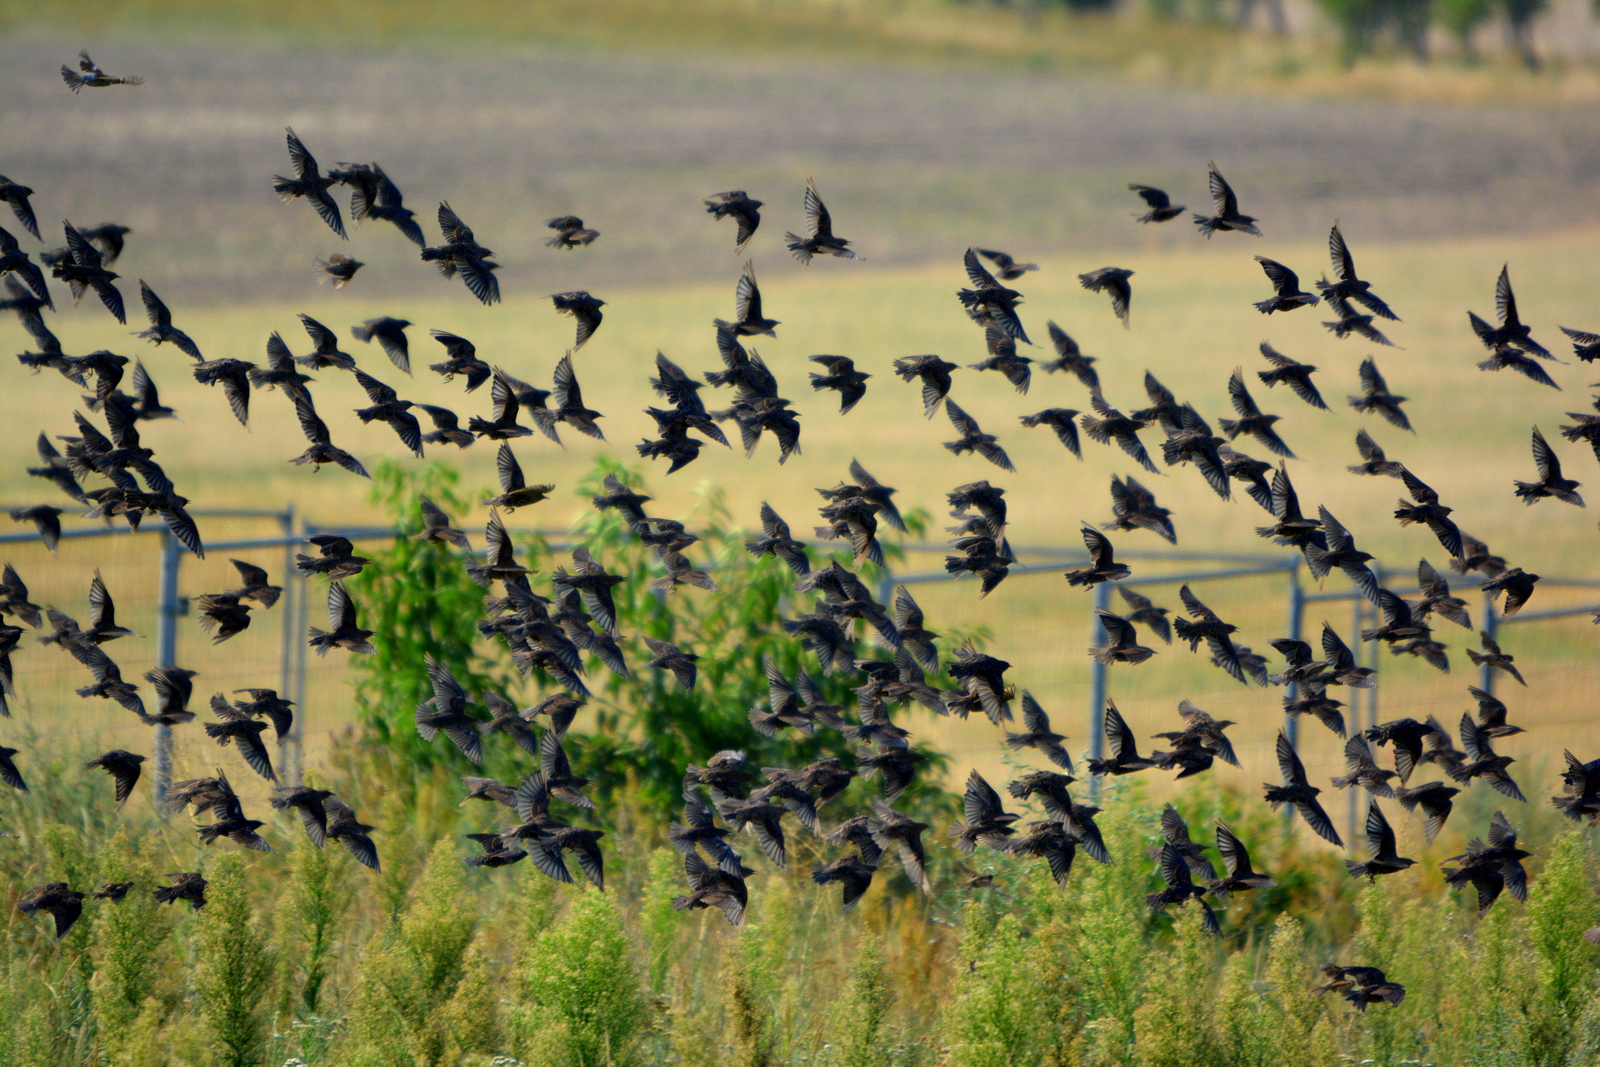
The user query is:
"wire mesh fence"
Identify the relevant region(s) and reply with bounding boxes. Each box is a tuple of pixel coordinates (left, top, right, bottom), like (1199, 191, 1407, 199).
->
(4, 513, 1598, 849)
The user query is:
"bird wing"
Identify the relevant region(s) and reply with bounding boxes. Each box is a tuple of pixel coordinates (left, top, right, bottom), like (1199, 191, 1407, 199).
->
(1255, 256, 1300, 296)
(944, 399, 982, 439)
(735, 261, 763, 323)
(1365, 801, 1397, 859)
(1276, 731, 1308, 785)
(1495, 264, 1520, 328)
(292, 390, 330, 445)
(802, 178, 833, 239)
(1459, 711, 1495, 762)
(1227, 367, 1262, 418)
(1207, 162, 1237, 215)
(1329, 222, 1356, 281)
(963, 247, 1002, 290)
(88, 571, 117, 631)
(1531, 427, 1563, 482)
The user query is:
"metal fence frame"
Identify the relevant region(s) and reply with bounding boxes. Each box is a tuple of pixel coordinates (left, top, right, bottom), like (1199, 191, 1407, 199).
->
(6, 516, 1595, 829)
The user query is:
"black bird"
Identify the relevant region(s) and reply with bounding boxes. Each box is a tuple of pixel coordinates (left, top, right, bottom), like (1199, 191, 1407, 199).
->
(869, 799, 932, 891)
(1469, 265, 1550, 359)
(1150, 805, 1217, 883)
(204, 697, 277, 782)
(52, 221, 124, 322)
(84, 750, 145, 807)
(947, 645, 1013, 724)
(315, 254, 363, 288)
(1217, 445, 1275, 511)
(1019, 408, 1082, 457)
(1394, 468, 1463, 557)
(295, 534, 370, 580)
(134, 282, 201, 359)
(1349, 429, 1405, 477)
(969, 325, 1034, 394)
(644, 638, 699, 689)
(196, 356, 257, 428)
(1080, 394, 1159, 473)
(1089, 611, 1156, 666)
(9, 506, 62, 553)
(1209, 823, 1277, 897)
(324, 797, 380, 871)
(1323, 296, 1397, 348)
(1148, 844, 1220, 934)
(1443, 811, 1528, 913)
(785, 179, 857, 263)
(1192, 162, 1260, 238)
(959, 248, 1030, 343)
(0, 176, 40, 240)
(809, 355, 870, 414)
(295, 314, 356, 371)
(1317, 222, 1399, 321)
(1452, 710, 1523, 799)
(1514, 428, 1583, 506)
(1466, 631, 1524, 687)
(153, 872, 208, 910)
(1306, 507, 1378, 602)
(17, 883, 85, 939)
(0, 228, 51, 310)
(1172, 585, 1245, 684)
(1129, 183, 1184, 223)
(289, 390, 368, 477)
(1330, 734, 1397, 798)
(811, 856, 877, 913)
(1066, 526, 1131, 588)
(942, 400, 1013, 471)
(1393, 780, 1459, 843)
(1480, 567, 1540, 619)
(1470, 685, 1523, 738)
(1, 564, 43, 628)
(1347, 358, 1411, 431)
(1040, 320, 1099, 390)
(231, 689, 295, 740)
(1264, 731, 1342, 846)
(551, 354, 606, 440)
(1105, 475, 1174, 543)
(977, 248, 1038, 281)
(272, 128, 345, 238)
(705, 191, 762, 252)
(422, 202, 499, 305)
(336, 162, 424, 245)
(1478, 345, 1559, 389)
(483, 443, 555, 512)
(676, 852, 751, 925)
(947, 769, 1020, 854)
(717, 260, 778, 337)
(1256, 342, 1326, 409)
(1254, 463, 1324, 552)
(1416, 559, 1471, 629)
(1078, 267, 1133, 329)
(545, 215, 599, 249)
(1004, 692, 1072, 770)
(1117, 586, 1171, 644)
(1253, 257, 1319, 314)
(351, 317, 413, 375)
(352, 370, 424, 456)
(1220, 368, 1294, 458)
(744, 502, 810, 577)
(893, 354, 960, 417)
(426, 330, 491, 392)
(1366, 717, 1440, 785)
(308, 582, 375, 656)
(61, 50, 143, 92)
(1559, 326, 1600, 362)
(122, 362, 175, 422)
(1084, 701, 1155, 775)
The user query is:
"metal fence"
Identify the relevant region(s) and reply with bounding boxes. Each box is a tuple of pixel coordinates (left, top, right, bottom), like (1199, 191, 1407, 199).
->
(6, 514, 1598, 837)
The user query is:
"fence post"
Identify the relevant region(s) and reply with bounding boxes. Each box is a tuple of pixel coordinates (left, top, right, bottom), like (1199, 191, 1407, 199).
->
(1086, 582, 1111, 798)
(1479, 592, 1499, 697)
(277, 506, 299, 784)
(153, 529, 183, 805)
(292, 514, 311, 740)
(1345, 580, 1368, 850)
(1283, 561, 1303, 749)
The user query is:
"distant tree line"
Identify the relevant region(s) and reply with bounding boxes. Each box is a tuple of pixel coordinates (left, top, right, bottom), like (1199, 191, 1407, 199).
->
(972, 0, 1560, 67)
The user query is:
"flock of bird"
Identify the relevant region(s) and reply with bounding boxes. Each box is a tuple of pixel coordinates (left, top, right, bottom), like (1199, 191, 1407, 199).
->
(2, 54, 1598, 1005)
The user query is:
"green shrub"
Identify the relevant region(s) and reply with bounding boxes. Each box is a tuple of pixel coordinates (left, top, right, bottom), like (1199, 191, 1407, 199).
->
(192, 854, 276, 1067)
(512, 889, 646, 1067)
(836, 931, 896, 1067)
(90, 831, 174, 1044)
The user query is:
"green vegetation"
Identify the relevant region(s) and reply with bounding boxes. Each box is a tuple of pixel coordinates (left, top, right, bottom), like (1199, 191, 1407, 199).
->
(1, 457, 1598, 1066)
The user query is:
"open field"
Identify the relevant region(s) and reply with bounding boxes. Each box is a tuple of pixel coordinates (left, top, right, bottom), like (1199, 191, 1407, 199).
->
(4, 32, 1600, 840)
